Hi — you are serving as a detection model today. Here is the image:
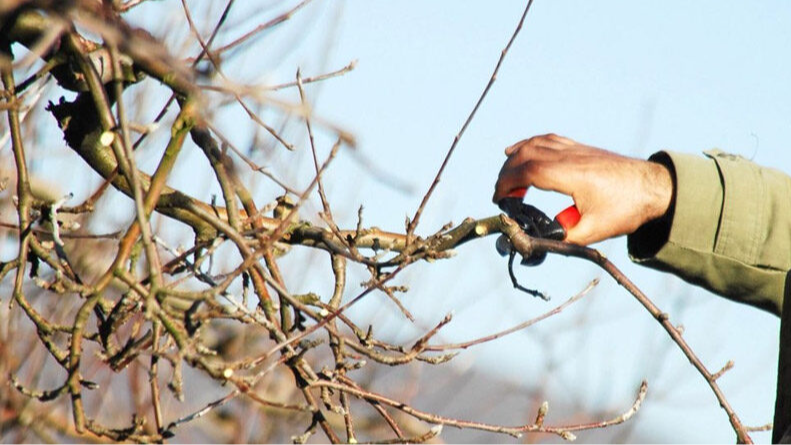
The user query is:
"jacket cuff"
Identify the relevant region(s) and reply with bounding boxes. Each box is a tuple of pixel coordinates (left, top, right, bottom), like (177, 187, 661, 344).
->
(628, 151, 722, 259)
(628, 150, 784, 315)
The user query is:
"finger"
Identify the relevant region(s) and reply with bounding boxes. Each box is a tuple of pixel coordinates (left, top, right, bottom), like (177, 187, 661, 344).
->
(504, 134, 575, 156)
(504, 142, 567, 163)
(493, 160, 574, 202)
(563, 214, 602, 246)
(544, 133, 576, 146)
(493, 168, 531, 203)
(511, 159, 578, 194)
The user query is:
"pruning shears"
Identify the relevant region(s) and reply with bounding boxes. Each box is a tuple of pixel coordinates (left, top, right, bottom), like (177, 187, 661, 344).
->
(495, 187, 580, 299)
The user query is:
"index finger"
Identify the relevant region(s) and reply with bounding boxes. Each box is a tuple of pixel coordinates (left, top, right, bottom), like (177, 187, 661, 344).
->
(504, 134, 576, 156)
(493, 159, 575, 203)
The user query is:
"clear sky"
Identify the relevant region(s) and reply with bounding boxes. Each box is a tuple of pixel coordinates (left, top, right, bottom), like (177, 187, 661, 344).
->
(103, 1, 791, 442)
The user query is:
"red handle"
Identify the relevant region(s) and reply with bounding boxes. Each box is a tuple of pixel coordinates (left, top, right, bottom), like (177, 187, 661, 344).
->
(555, 205, 581, 230)
(505, 187, 580, 231)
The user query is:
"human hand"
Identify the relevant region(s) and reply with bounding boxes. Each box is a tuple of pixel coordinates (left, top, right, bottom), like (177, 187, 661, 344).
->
(493, 134, 674, 245)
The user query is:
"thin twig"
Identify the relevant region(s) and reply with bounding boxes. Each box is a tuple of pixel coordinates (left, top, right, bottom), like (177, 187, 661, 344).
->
(426, 279, 598, 351)
(200, 60, 356, 93)
(211, 0, 315, 57)
(312, 379, 648, 440)
(406, 0, 535, 241)
(744, 422, 772, 433)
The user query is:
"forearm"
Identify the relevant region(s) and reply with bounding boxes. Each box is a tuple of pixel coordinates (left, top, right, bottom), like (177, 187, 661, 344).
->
(628, 150, 791, 315)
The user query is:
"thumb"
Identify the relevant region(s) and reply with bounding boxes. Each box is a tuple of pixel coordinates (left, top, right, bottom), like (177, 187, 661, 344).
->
(562, 213, 600, 246)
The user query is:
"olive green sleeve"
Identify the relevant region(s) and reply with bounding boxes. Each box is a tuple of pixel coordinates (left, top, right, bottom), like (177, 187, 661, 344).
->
(627, 150, 791, 316)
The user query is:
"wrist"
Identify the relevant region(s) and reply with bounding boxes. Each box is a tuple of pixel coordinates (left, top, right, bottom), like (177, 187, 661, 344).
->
(645, 160, 674, 222)
(627, 153, 676, 258)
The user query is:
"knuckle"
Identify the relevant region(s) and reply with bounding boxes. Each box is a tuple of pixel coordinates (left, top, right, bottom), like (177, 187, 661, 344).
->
(525, 135, 544, 145)
(531, 133, 558, 143)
